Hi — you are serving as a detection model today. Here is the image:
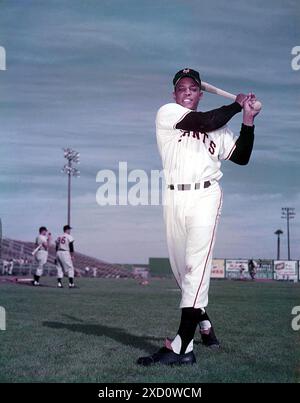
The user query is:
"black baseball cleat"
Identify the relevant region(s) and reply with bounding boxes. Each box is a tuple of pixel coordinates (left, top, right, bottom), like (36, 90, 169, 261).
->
(32, 280, 40, 286)
(137, 347, 196, 366)
(200, 326, 220, 349)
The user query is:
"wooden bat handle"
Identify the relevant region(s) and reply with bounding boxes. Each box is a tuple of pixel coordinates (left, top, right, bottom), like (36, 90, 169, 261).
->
(201, 81, 236, 100)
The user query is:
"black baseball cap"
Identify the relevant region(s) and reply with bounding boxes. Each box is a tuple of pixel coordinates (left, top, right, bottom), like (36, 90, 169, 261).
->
(173, 68, 201, 88)
(63, 225, 72, 232)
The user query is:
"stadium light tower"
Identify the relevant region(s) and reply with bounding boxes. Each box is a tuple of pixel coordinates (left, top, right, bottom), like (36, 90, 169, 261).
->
(281, 207, 295, 260)
(274, 229, 283, 260)
(62, 148, 80, 226)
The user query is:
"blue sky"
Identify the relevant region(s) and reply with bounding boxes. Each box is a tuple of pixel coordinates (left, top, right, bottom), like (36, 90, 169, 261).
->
(0, 0, 299, 263)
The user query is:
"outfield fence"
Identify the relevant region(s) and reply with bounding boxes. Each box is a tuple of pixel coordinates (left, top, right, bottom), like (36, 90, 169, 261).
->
(149, 258, 300, 282)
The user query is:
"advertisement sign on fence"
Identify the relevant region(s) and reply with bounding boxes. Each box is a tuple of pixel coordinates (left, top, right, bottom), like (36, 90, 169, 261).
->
(225, 259, 249, 279)
(274, 261, 298, 281)
(211, 259, 225, 278)
(254, 259, 273, 279)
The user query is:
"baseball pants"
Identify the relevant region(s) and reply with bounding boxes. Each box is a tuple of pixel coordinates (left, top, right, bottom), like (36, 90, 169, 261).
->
(35, 250, 48, 276)
(56, 251, 74, 278)
(164, 181, 223, 309)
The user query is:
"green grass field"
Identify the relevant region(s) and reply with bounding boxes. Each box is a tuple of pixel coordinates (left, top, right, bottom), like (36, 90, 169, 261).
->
(0, 277, 299, 383)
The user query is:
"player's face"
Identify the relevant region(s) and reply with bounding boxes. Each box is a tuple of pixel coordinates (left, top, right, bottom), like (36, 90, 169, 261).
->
(173, 77, 203, 110)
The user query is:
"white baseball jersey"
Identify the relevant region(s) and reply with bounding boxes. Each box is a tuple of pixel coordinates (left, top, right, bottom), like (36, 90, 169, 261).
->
(56, 233, 74, 252)
(156, 103, 238, 184)
(35, 234, 48, 251)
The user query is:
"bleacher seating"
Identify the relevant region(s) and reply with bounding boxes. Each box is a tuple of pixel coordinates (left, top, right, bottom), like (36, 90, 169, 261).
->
(0, 238, 134, 279)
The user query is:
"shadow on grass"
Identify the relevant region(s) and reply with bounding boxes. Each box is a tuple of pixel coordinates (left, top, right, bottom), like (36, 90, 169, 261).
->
(43, 319, 162, 353)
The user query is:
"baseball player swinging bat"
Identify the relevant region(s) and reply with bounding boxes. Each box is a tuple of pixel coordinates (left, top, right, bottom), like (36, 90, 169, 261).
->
(201, 81, 262, 111)
(137, 68, 260, 367)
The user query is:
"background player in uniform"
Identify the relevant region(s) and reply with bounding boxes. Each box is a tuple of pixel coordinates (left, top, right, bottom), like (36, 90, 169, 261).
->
(138, 68, 260, 366)
(32, 226, 51, 286)
(55, 225, 75, 288)
(248, 259, 257, 280)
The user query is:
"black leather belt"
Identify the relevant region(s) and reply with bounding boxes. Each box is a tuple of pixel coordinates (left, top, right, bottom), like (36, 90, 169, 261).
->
(168, 181, 211, 191)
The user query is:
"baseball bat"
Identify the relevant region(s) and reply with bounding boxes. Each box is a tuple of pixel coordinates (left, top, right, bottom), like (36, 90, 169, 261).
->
(31, 232, 52, 255)
(32, 244, 42, 256)
(201, 81, 262, 111)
